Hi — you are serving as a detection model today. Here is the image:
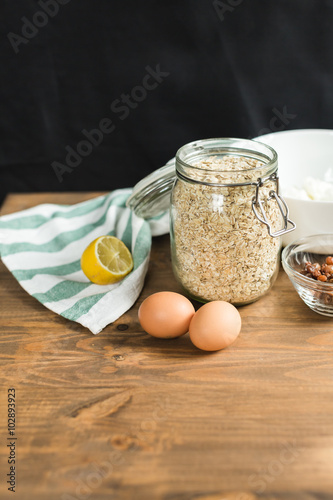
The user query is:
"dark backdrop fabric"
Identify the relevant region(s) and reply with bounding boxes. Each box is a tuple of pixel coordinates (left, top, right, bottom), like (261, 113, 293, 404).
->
(1, 0, 333, 203)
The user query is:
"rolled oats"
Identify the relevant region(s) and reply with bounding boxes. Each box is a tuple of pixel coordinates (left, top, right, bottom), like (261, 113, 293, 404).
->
(171, 155, 282, 304)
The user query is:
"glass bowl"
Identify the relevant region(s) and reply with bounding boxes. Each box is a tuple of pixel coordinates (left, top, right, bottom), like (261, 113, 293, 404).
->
(282, 234, 333, 317)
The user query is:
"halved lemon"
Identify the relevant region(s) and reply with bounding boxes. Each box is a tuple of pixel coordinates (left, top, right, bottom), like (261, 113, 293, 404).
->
(81, 236, 134, 285)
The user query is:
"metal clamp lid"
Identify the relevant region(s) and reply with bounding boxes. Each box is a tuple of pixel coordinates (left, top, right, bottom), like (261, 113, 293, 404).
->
(252, 173, 296, 238)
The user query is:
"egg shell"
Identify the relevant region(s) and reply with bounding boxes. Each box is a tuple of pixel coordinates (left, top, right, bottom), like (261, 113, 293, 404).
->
(189, 301, 241, 351)
(138, 291, 195, 339)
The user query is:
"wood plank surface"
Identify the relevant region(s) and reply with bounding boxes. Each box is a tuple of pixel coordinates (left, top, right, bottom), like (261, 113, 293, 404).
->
(1, 193, 333, 500)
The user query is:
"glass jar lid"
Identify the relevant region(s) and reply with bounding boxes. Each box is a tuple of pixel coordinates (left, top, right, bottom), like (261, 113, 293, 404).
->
(126, 137, 295, 239)
(126, 137, 277, 219)
(126, 157, 176, 218)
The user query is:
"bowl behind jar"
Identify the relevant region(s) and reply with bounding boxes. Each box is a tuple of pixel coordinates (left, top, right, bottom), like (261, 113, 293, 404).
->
(254, 129, 333, 246)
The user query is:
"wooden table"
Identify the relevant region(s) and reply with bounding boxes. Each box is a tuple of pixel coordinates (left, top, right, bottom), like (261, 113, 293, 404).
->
(1, 193, 333, 500)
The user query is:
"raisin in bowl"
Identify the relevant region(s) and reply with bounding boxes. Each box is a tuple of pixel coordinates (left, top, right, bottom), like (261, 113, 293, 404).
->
(282, 234, 333, 317)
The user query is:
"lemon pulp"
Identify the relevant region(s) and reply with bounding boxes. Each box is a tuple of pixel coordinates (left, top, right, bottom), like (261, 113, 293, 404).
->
(81, 236, 134, 285)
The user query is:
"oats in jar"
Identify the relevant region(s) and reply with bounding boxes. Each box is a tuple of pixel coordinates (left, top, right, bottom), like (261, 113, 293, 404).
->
(171, 154, 283, 305)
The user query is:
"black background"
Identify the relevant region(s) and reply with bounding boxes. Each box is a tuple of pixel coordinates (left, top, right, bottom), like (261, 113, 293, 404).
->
(1, 0, 333, 203)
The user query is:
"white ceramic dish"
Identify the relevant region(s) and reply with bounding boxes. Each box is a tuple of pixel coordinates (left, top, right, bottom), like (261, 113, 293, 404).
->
(254, 129, 333, 246)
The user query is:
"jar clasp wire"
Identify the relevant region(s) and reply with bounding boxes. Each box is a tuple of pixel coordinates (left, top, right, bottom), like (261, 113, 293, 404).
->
(252, 173, 296, 238)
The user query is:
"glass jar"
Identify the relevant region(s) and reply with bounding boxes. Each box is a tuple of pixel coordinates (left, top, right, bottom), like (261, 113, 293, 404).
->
(170, 138, 295, 305)
(127, 137, 295, 305)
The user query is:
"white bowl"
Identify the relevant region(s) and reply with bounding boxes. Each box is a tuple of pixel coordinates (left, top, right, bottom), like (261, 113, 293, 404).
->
(254, 129, 333, 246)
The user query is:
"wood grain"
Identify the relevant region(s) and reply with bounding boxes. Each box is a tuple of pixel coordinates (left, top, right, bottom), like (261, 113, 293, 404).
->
(1, 193, 333, 500)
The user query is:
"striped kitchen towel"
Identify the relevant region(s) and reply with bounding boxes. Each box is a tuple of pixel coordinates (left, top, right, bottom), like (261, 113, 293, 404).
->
(0, 189, 169, 334)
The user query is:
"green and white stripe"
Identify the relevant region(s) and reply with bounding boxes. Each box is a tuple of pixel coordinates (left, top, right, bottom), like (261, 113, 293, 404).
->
(0, 189, 169, 334)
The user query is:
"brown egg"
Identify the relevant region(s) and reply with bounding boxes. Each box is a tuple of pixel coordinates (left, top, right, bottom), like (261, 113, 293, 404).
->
(138, 291, 195, 338)
(189, 301, 241, 351)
